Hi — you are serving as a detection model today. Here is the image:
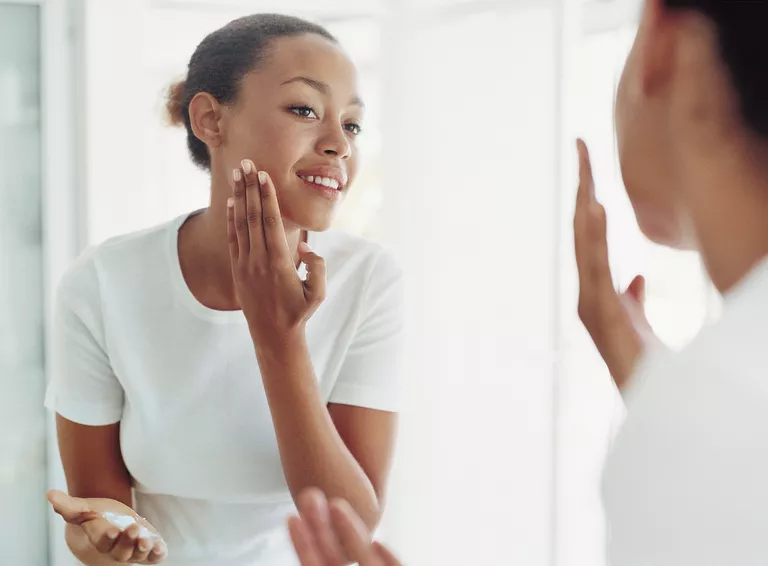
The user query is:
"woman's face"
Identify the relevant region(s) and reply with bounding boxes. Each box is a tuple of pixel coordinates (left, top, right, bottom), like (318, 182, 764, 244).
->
(218, 34, 363, 232)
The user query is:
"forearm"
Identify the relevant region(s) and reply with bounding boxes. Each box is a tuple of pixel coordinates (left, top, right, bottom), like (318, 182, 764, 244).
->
(255, 332, 381, 529)
(65, 524, 126, 566)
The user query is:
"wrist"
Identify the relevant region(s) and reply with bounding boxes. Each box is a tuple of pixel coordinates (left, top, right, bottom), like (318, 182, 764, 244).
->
(251, 325, 308, 362)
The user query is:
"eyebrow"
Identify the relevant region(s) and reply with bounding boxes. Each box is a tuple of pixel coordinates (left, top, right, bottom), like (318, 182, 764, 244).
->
(281, 76, 365, 109)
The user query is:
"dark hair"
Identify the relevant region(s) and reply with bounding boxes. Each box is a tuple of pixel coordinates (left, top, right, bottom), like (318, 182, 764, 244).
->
(666, 0, 768, 139)
(166, 14, 337, 170)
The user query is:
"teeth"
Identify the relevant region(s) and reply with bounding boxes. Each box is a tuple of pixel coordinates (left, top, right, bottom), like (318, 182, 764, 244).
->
(299, 175, 341, 190)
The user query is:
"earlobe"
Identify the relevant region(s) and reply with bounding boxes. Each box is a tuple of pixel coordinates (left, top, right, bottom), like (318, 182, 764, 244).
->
(189, 92, 223, 149)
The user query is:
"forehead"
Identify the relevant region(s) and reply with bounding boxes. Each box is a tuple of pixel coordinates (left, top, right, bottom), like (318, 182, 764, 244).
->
(249, 34, 358, 89)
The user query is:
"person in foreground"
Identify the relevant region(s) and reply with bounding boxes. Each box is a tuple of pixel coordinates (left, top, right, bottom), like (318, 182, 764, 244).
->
(45, 13, 404, 566)
(288, 0, 768, 564)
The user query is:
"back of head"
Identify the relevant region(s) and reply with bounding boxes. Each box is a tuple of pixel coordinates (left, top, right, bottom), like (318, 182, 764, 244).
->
(666, 0, 768, 140)
(166, 13, 337, 170)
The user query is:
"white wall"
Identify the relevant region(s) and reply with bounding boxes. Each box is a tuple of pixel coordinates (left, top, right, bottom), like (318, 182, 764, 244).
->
(380, 2, 562, 562)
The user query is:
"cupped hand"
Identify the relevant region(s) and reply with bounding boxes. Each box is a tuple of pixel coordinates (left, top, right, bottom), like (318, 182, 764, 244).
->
(47, 490, 167, 564)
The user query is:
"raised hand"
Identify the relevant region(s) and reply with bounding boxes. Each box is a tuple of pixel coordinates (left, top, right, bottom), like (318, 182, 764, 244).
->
(573, 139, 658, 390)
(227, 159, 326, 345)
(47, 490, 167, 564)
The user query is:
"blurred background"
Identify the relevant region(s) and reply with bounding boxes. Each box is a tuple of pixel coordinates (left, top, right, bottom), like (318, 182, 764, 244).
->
(0, 0, 720, 564)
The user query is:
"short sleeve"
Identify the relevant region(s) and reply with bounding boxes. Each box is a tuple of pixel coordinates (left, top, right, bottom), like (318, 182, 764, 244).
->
(328, 250, 405, 412)
(44, 252, 124, 425)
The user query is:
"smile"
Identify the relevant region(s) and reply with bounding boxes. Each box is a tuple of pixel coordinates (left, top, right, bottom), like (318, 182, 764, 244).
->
(297, 175, 342, 191)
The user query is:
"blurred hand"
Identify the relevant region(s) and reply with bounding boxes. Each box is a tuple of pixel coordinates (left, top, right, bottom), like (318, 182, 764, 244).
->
(288, 488, 402, 566)
(573, 139, 659, 390)
(48, 490, 167, 564)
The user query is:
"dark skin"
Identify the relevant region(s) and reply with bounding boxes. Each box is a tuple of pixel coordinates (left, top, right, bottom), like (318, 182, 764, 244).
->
(49, 33, 397, 565)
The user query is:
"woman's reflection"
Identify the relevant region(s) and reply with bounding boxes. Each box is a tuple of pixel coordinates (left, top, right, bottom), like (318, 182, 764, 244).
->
(45, 13, 404, 566)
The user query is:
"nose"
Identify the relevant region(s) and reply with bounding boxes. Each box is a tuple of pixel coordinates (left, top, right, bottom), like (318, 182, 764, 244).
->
(316, 122, 352, 160)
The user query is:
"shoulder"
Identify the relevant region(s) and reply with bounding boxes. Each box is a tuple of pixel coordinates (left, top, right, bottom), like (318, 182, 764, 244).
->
(313, 229, 402, 284)
(58, 216, 181, 304)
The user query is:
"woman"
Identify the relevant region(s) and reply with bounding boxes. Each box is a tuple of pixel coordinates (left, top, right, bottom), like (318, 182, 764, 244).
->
(45, 13, 404, 566)
(288, 0, 768, 564)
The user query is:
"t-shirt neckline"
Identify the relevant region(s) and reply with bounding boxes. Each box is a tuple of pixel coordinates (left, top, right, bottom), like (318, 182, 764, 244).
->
(166, 210, 313, 324)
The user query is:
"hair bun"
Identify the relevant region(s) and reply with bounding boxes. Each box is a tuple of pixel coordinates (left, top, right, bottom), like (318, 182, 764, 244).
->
(166, 79, 187, 126)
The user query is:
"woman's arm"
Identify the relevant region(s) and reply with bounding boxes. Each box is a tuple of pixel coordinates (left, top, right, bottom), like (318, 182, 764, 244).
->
(257, 336, 397, 529)
(227, 165, 401, 530)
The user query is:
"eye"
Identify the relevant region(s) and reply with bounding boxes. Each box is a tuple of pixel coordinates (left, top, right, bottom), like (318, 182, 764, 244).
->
(344, 122, 363, 136)
(289, 106, 318, 119)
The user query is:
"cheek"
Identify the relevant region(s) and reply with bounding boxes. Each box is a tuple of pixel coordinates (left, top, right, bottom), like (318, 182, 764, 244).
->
(615, 59, 634, 152)
(234, 119, 310, 170)
(346, 152, 360, 185)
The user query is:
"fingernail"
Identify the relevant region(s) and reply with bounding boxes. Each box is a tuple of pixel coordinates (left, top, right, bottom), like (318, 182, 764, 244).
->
(138, 539, 151, 551)
(257, 170, 267, 185)
(233, 168, 242, 182)
(227, 197, 234, 208)
(107, 529, 119, 540)
(299, 241, 312, 253)
(241, 159, 253, 175)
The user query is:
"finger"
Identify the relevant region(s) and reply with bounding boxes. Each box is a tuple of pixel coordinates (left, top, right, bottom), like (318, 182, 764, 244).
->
(147, 540, 169, 564)
(574, 139, 598, 285)
(232, 165, 250, 256)
(82, 519, 121, 554)
(585, 201, 613, 291)
(373, 542, 404, 566)
(129, 534, 154, 564)
(329, 499, 382, 566)
(298, 243, 327, 306)
(626, 274, 646, 304)
(576, 138, 596, 207)
(227, 197, 238, 261)
(298, 488, 345, 566)
(110, 524, 141, 563)
(288, 515, 326, 566)
(257, 170, 292, 262)
(242, 159, 267, 260)
(47, 490, 99, 525)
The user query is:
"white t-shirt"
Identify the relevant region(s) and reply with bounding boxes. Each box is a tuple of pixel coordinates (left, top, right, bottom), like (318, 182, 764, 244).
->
(602, 256, 768, 566)
(44, 212, 405, 566)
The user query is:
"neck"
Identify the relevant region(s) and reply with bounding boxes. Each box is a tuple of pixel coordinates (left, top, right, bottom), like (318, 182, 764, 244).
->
(682, 140, 768, 294)
(178, 187, 304, 308)
(198, 192, 304, 264)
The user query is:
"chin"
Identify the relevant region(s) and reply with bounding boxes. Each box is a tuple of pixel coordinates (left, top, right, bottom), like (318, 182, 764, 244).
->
(636, 210, 694, 250)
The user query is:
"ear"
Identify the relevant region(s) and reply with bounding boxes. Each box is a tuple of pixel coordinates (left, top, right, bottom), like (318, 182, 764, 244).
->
(189, 92, 223, 150)
(636, 0, 679, 96)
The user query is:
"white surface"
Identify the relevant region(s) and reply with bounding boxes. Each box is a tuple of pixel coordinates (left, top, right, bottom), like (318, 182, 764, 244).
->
(376, 5, 560, 565)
